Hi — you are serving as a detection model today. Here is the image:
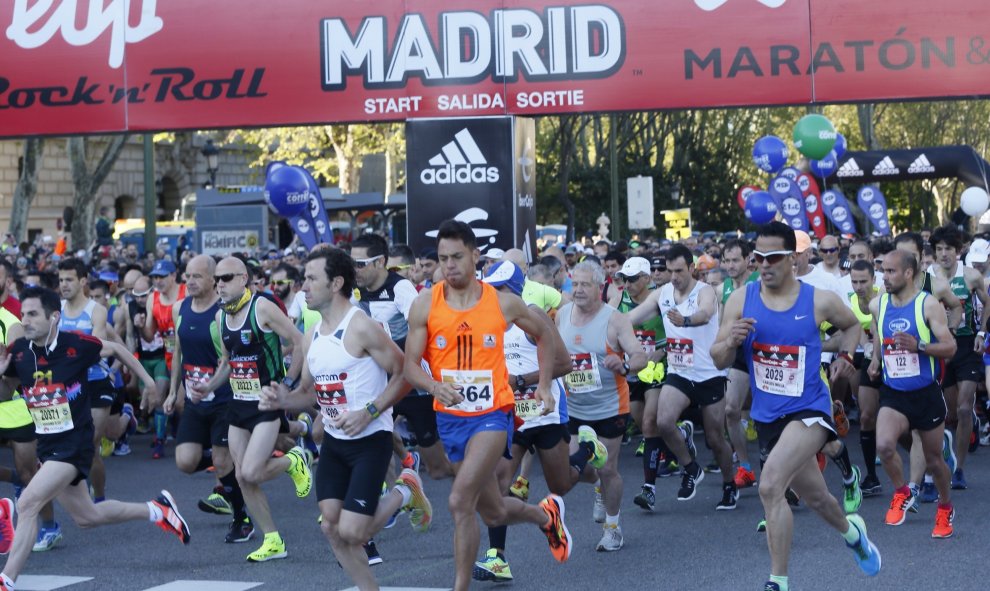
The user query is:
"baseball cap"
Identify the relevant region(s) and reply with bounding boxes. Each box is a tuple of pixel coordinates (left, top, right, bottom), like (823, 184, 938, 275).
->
(565, 245, 579, 255)
(650, 256, 666, 270)
(617, 257, 651, 278)
(483, 248, 505, 260)
(967, 238, 989, 264)
(149, 259, 177, 277)
(794, 230, 812, 254)
(482, 261, 525, 296)
(98, 270, 119, 283)
(696, 254, 717, 272)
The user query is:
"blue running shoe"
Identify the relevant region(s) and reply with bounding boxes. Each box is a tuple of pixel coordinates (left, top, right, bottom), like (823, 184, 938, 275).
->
(951, 469, 967, 490)
(33, 522, 62, 552)
(919, 481, 938, 503)
(845, 514, 881, 576)
(942, 430, 957, 475)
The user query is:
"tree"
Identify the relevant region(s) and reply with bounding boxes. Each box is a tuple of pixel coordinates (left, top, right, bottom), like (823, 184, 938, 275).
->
(8, 138, 45, 242)
(67, 135, 130, 251)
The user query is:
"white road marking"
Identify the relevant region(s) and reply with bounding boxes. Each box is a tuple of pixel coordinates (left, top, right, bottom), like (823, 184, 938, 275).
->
(140, 582, 264, 591)
(16, 576, 93, 591)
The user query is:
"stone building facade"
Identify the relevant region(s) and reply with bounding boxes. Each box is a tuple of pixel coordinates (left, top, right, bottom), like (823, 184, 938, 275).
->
(0, 134, 257, 241)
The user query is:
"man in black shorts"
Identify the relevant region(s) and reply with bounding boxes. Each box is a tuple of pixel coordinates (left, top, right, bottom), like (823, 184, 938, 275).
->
(0, 287, 189, 591)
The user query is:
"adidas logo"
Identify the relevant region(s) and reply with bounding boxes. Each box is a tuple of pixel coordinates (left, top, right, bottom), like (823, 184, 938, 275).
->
(420, 129, 500, 185)
(837, 158, 864, 178)
(457, 321, 471, 332)
(908, 153, 936, 174)
(872, 156, 900, 176)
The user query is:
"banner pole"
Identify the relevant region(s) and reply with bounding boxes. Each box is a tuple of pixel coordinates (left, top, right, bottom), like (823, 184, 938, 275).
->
(610, 114, 620, 241)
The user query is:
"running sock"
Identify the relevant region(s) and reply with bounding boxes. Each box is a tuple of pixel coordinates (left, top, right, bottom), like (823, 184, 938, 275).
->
(148, 501, 164, 522)
(841, 520, 861, 545)
(488, 525, 507, 553)
(830, 443, 855, 483)
(394, 483, 412, 507)
(605, 512, 619, 526)
(219, 471, 247, 521)
(41, 520, 56, 530)
(860, 430, 877, 477)
(264, 531, 282, 543)
(895, 484, 911, 497)
(684, 461, 701, 476)
(643, 437, 664, 484)
(938, 502, 953, 511)
(569, 446, 592, 475)
(153, 410, 168, 441)
(93, 497, 105, 504)
(739, 461, 751, 472)
(298, 418, 310, 437)
(923, 474, 934, 484)
(194, 452, 213, 473)
(769, 574, 789, 591)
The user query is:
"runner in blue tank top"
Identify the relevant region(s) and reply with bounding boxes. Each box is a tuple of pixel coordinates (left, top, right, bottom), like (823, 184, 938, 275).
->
(712, 222, 880, 591)
(868, 249, 957, 538)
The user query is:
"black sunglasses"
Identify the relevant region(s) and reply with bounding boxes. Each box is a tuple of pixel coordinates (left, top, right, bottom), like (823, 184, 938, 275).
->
(216, 273, 244, 283)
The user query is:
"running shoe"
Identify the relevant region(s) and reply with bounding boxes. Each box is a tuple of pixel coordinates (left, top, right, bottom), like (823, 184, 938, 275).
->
(539, 494, 571, 562)
(401, 450, 421, 473)
(398, 468, 432, 533)
(382, 481, 400, 530)
(509, 476, 529, 501)
(716, 483, 739, 511)
(932, 505, 955, 539)
(578, 425, 608, 470)
(763, 582, 782, 591)
(734, 466, 757, 489)
(633, 484, 656, 512)
(152, 490, 191, 544)
(225, 517, 255, 544)
(473, 548, 513, 582)
(596, 523, 623, 552)
(680, 421, 697, 460)
(112, 442, 132, 456)
(247, 533, 287, 562)
(884, 489, 915, 526)
(919, 481, 938, 503)
(951, 469, 967, 490)
(152, 438, 165, 460)
(969, 410, 980, 454)
(285, 446, 313, 498)
(745, 420, 758, 442)
(364, 540, 382, 566)
(677, 463, 704, 501)
(704, 460, 721, 474)
(816, 452, 827, 473)
(100, 437, 115, 458)
(592, 486, 606, 523)
(756, 518, 767, 533)
(845, 514, 881, 576)
(843, 465, 863, 514)
(860, 473, 882, 497)
(785, 488, 800, 507)
(635, 439, 645, 457)
(32, 522, 62, 552)
(198, 486, 233, 515)
(658, 459, 679, 478)
(943, 430, 957, 475)
(908, 483, 920, 513)
(833, 400, 850, 438)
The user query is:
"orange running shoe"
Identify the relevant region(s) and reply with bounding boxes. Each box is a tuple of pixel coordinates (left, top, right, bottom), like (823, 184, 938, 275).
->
(152, 490, 191, 544)
(734, 466, 757, 488)
(397, 468, 432, 533)
(816, 452, 827, 473)
(833, 400, 850, 437)
(932, 505, 955, 538)
(885, 489, 915, 526)
(539, 494, 571, 563)
(0, 498, 14, 555)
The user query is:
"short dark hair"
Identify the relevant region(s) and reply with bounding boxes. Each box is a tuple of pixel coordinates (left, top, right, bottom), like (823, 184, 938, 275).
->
(0, 259, 13, 277)
(756, 221, 797, 252)
(388, 244, 416, 265)
(603, 251, 625, 265)
(273, 263, 301, 284)
(666, 244, 694, 267)
(929, 224, 964, 252)
(306, 248, 356, 295)
(722, 239, 751, 258)
(850, 259, 874, 275)
(351, 233, 389, 259)
(57, 257, 89, 280)
(849, 240, 873, 256)
(539, 255, 563, 276)
(88, 279, 109, 293)
(436, 220, 476, 249)
(893, 232, 924, 254)
(19, 286, 61, 317)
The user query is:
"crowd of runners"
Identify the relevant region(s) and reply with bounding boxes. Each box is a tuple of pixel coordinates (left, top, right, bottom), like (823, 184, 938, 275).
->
(0, 219, 984, 591)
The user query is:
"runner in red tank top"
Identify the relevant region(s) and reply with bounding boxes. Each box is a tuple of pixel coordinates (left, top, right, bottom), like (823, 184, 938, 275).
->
(144, 260, 185, 457)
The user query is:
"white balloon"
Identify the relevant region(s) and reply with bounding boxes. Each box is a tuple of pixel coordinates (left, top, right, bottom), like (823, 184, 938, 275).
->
(961, 186, 990, 217)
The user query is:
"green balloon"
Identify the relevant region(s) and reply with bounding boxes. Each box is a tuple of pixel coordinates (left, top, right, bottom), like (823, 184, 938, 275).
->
(792, 114, 837, 160)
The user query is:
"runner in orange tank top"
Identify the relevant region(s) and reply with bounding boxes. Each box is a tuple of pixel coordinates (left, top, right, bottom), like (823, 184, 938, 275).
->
(144, 260, 185, 456)
(403, 220, 573, 591)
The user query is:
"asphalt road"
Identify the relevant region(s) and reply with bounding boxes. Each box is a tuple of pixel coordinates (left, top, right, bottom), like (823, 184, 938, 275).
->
(0, 424, 985, 591)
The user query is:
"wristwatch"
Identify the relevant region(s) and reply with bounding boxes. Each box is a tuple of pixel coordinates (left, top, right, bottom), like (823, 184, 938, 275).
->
(918, 340, 928, 353)
(515, 374, 527, 392)
(365, 402, 381, 419)
(621, 362, 631, 376)
(281, 376, 296, 388)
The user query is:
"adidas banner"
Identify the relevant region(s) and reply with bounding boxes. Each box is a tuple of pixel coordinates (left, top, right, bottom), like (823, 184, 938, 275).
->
(833, 147, 990, 186)
(797, 173, 827, 239)
(768, 175, 808, 232)
(856, 186, 891, 236)
(820, 189, 858, 235)
(406, 117, 536, 258)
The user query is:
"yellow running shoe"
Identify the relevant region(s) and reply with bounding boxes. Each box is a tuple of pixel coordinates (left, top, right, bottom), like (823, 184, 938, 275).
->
(285, 446, 312, 498)
(509, 476, 529, 501)
(397, 468, 433, 533)
(246, 532, 287, 562)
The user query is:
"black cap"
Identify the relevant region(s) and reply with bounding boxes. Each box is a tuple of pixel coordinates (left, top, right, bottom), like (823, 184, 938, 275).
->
(650, 256, 666, 269)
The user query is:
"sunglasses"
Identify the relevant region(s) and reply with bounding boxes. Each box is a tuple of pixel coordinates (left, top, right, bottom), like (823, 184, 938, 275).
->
(651, 266, 667, 272)
(388, 264, 412, 272)
(271, 279, 293, 286)
(353, 255, 383, 269)
(874, 258, 884, 265)
(752, 250, 793, 265)
(819, 247, 839, 254)
(216, 273, 244, 283)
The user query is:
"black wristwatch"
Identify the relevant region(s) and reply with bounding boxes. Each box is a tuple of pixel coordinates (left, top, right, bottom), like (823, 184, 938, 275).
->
(621, 362, 631, 376)
(515, 374, 527, 391)
(365, 402, 381, 419)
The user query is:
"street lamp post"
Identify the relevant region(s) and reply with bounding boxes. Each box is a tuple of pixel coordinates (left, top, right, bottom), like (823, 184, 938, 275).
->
(201, 139, 220, 188)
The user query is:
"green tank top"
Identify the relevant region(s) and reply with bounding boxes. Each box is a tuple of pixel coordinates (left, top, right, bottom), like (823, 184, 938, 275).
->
(721, 272, 759, 304)
(618, 289, 665, 352)
(948, 262, 976, 336)
(850, 288, 878, 336)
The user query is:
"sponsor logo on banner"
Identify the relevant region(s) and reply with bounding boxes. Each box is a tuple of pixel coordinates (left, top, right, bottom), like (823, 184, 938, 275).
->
(872, 156, 900, 176)
(782, 197, 801, 216)
(805, 195, 819, 213)
(425, 207, 499, 250)
(869, 203, 885, 219)
(797, 175, 810, 192)
(837, 158, 865, 178)
(296, 219, 310, 233)
(908, 154, 936, 173)
(420, 128, 500, 185)
(822, 192, 836, 207)
(832, 207, 849, 222)
(694, 0, 787, 10)
(772, 178, 791, 193)
(860, 187, 875, 202)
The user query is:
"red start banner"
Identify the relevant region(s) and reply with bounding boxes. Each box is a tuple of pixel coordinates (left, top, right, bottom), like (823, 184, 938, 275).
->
(1, 0, 988, 137)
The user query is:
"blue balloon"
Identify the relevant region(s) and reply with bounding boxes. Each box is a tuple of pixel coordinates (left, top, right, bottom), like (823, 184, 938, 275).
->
(832, 132, 847, 160)
(745, 191, 778, 224)
(810, 150, 838, 178)
(752, 136, 789, 174)
(264, 165, 311, 217)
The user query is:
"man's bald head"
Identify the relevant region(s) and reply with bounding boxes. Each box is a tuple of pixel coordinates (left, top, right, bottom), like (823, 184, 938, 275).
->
(122, 268, 143, 290)
(820, 235, 839, 250)
(187, 254, 216, 277)
(886, 248, 918, 277)
(216, 256, 247, 275)
(503, 248, 527, 271)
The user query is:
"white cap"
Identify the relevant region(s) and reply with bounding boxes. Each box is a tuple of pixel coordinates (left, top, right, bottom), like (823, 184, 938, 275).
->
(483, 248, 505, 260)
(967, 238, 989, 265)
(617, 256, 651, 278)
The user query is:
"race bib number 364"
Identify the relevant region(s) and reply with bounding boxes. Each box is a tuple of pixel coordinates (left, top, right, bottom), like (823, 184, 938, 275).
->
(441, 369, 494, 413)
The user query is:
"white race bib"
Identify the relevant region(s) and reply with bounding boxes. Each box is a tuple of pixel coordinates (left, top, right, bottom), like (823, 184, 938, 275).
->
(26, 383, 73, 434)
(441, 369, 495, 414)
(752, 342, 806, 397)
(882, 338, 921, 379)
(514, 386, 542, 421)
(316, 378, 348, 424)
(666, 338, 695, 370)
(229, 360, 263, 401)
(183, 364, 215, 403)
(565, 353, 602, 394)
